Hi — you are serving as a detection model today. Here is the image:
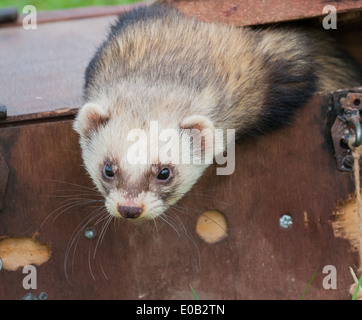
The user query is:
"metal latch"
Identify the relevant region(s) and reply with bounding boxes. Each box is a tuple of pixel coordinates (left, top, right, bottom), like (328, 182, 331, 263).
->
(331, 92, 362, 171)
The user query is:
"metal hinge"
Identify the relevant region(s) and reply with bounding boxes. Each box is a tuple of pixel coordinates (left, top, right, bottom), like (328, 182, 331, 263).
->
(331, 92, 362, 171)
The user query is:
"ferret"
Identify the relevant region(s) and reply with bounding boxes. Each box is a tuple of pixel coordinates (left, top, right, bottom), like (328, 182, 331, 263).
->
(73, 3, 362, 221)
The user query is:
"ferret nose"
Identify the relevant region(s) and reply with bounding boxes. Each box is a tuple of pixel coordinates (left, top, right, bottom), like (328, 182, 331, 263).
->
(117, 205, 143, 219)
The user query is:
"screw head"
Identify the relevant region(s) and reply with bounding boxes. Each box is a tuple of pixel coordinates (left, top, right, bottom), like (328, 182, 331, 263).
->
(20, 293, 37, 300)
(280, 214, 293, 229)
(84, 226, 97, 240)
(38, 292, 48, 300)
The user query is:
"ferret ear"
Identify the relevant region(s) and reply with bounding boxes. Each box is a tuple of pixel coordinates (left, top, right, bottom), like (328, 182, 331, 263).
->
(73, 103, 109, 137)
(180, 114, 215, 155)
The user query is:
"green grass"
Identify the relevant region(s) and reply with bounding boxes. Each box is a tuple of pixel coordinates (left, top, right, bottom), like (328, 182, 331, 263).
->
(190, 285, 199, 300)
(300, 266, 319, 300)
(1, 0, 142, 11)
(352, 273, 362, 300)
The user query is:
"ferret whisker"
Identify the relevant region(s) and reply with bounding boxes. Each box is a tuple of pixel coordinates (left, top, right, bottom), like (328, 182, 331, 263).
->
(40, 198, 102, 230)
(99, 251, 109, 280)
(51, 199, 100, 220)
(89, 208, 110, 266)
(69, 211, 106, 282)
(191, 187, 231, 193)
(94, 210, 110, 227)
(42, 192, 103, 199)
(93, 214, 114, 260)
(161, 232, 171, 279)
(86, 208, 109, 278)
(167, 211, 201, 269)
(170, 203, 204, 215)
(56, 197, 102, 206)
(65, 207, 105, 279)
(85, 208, 110, 270)
(158, 214, 181, 237)
(98, 215, 114, 252)
(64, 207, 106, 281)
(88, 237, 96, 281)
(168, 204, 188, 215)
(185, 194, 232, 206)
(151, 216, 160, 234)
(41, 179, 99, 193)
(202, 212, 228, 234)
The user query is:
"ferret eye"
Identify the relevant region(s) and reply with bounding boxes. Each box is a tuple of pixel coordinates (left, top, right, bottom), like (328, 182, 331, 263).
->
(156, 168, 171, 181)
(103, 164, 115, 179)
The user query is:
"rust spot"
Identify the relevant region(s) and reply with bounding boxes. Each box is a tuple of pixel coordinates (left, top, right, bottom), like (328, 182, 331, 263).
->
(196, 210, 228, 244)
(303, 211, 309, 227)
(0, 234, 51, 271)
(222, 4, 238, 17)
(332, 193, 360, 251)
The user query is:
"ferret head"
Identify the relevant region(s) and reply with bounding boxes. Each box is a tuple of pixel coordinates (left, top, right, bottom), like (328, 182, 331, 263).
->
(73, 88, 216, 221)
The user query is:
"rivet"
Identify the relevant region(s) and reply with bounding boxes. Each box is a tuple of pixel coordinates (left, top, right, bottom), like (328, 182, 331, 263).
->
(20, 293, 38, 300)
(38, 292, 48, 300)
(84, 226, 97, 240)
(280, 214, 293, 229)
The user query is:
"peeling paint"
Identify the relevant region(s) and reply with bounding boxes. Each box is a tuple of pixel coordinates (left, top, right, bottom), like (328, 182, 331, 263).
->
(196, 210, 228, 244)
(332, 194, 360, 251)
(0, 235, 51, 271)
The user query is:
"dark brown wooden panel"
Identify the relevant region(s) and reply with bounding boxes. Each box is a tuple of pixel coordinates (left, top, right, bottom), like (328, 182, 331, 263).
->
(0, 90, 359, 300)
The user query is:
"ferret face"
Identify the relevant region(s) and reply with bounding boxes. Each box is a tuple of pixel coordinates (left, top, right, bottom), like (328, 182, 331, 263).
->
(73, 90, 215, 220)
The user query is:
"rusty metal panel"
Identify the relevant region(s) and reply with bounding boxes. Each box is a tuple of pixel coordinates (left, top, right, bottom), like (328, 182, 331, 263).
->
(164, 0, 362, 26)
(0, 91, 360, 300)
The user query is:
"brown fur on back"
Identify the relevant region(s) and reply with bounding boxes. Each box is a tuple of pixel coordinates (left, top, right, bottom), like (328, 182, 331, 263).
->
(84, 3, 362, 140)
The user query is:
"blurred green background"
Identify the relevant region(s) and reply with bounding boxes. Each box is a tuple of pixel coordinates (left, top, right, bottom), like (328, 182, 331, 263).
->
(0, 0, 142, 11)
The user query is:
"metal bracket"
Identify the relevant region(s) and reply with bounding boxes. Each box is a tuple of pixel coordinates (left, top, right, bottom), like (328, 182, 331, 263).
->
(331, 92, 362, 171)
